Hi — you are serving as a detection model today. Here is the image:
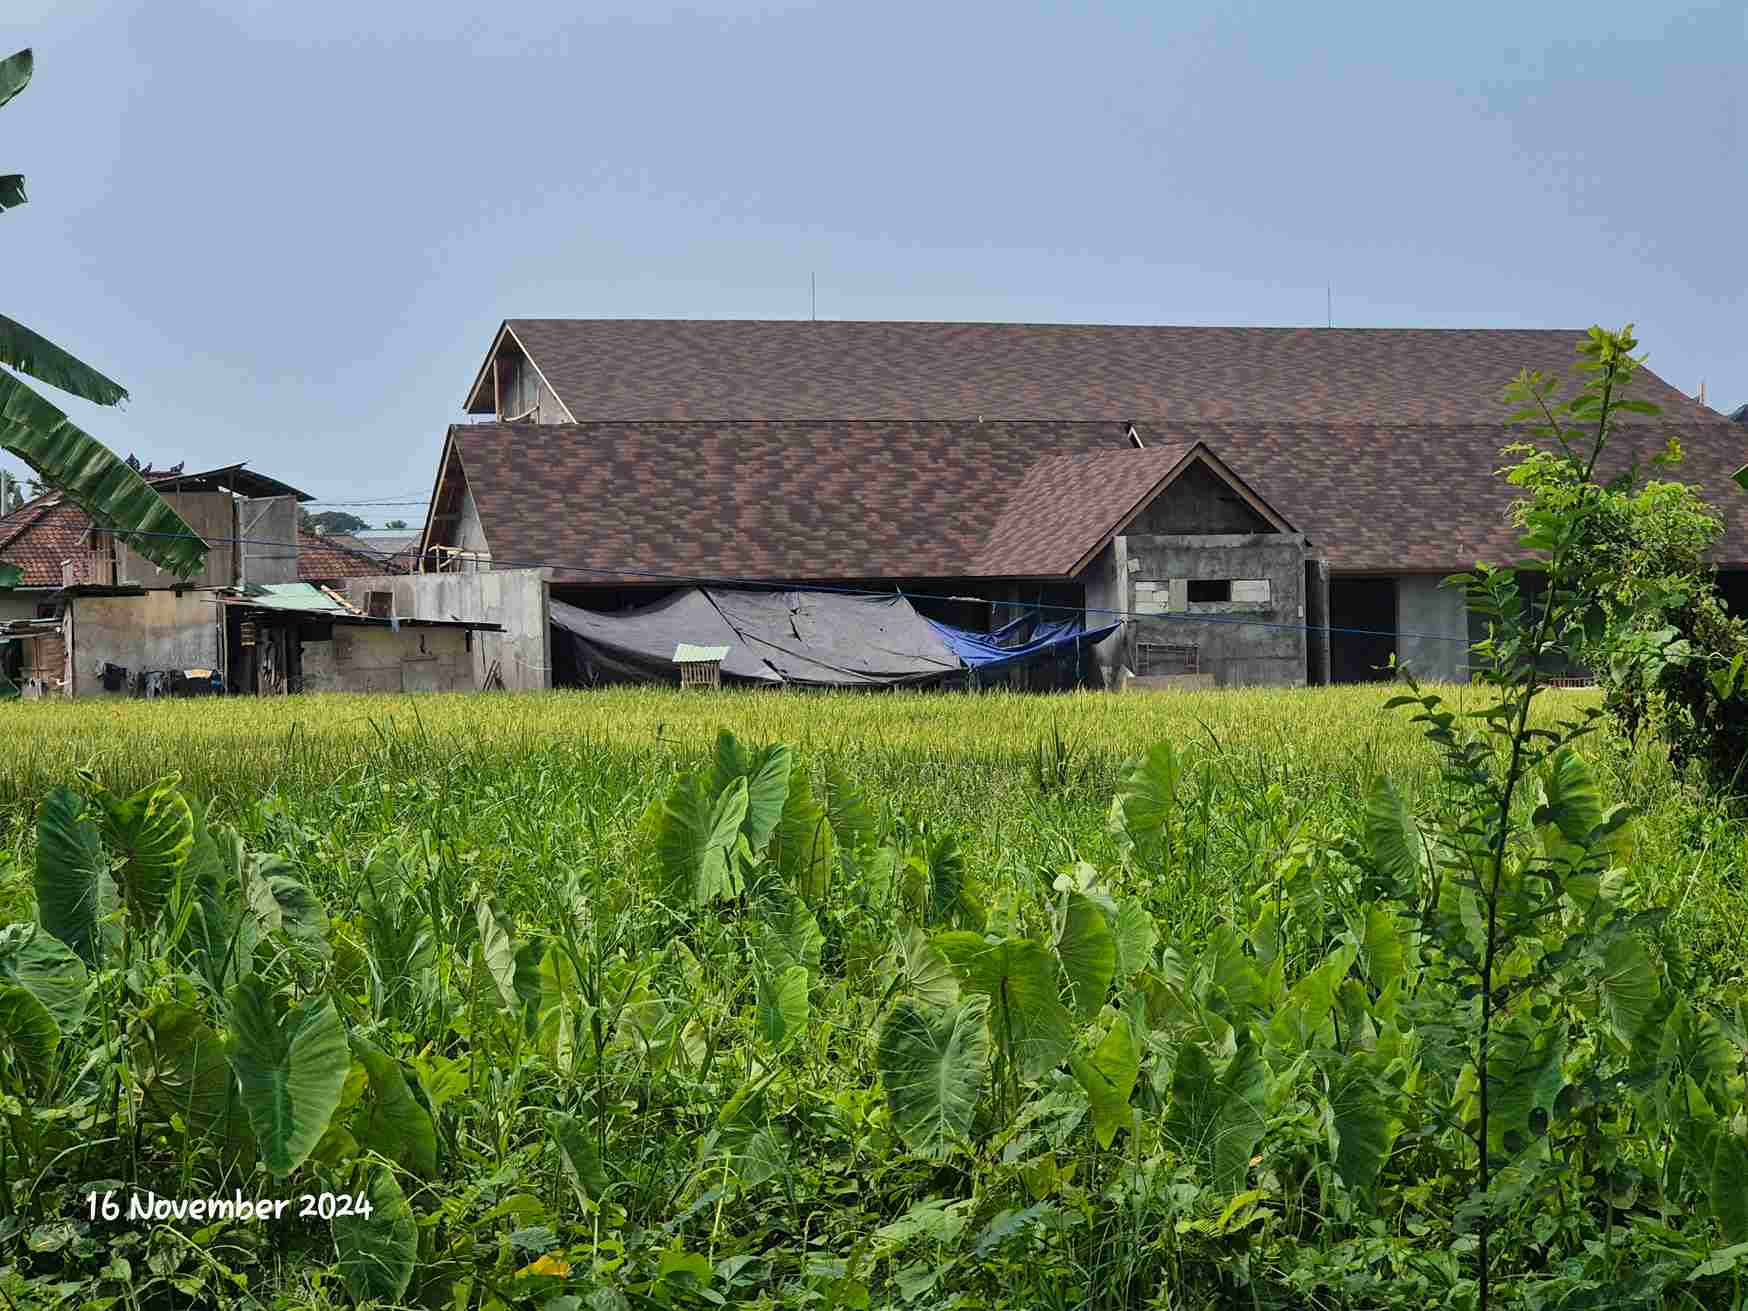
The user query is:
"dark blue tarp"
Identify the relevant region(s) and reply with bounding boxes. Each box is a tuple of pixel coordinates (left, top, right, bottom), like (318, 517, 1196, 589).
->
(926, 613, 1120, 676)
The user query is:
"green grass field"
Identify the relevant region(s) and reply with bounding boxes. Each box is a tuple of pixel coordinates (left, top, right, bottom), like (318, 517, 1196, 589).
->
(1, 685, 1744, 1309)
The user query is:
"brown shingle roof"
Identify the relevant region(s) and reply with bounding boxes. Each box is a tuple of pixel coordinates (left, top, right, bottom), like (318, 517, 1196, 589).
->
(442, 417, 1748, 581)
(449, 420, 1127, 582)
(1174, 420, 1748, 573)
(482, 320, 1717, 425)
(973, 445, 1202, 578)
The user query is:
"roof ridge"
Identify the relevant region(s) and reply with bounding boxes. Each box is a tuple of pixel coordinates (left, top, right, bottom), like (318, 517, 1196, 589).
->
(508, 317, 1601, 334)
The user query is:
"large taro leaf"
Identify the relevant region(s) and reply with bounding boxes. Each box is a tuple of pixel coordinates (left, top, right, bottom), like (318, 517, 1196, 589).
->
(359, 850, 435, 1021)
(710, 731, 792, 854)
(136, 1003, 242, 1145)
(1353, 904, 1408, 995)
(180, 802, 252, 991)
(876, 994, 990, 1159)
(657, 773, 748, 906)
(758, 894, 824, 973)
(0, 373, 208, 579)
(1363, 776, 1421, 891)
(936, 933, 1072, 1082)
(1110, 741, 1183, 865)
(1597, 935, 1658, 1048)
(773, 768, 835, 903)
(891, 925, 959, 1009)
(225, 974, 349, 1176)
(1111, 900, 1158, 981)
(474, 896, 544, 1031)
(1057, 893, 1116, 1021)
(249, 858, 329, 958)
(90, 774, 193, 929)
(1712, 1133, 1748, 1244)
(1069, 1013, 1139, 1148)
(333, 1161, 417, 1304)
(823, 760, 879, 854)
(0, 921, 87, 1031)
(548, 1110, 610, 1206)
(352, 1036, 437, 1180)
(34, 784, 111, 967)
(1165, 1037, 1268, 1196)
(756, 964, 810, 1048)
(0, 982, 58, 1089)
(1485, 1014, 1566, 1159)
(917, 831, 973, 928)
(1323, 1059, 1394, 1195)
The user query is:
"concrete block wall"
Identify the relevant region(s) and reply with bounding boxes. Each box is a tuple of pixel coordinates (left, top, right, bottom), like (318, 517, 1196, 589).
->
(302, 625, 471, 694)
(345, 567, 551, 691)
(65, 591, 222, 696)
(1124, 534, 1308, 687)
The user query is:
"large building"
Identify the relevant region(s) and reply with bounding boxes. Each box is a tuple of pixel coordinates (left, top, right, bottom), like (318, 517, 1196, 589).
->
(414, 320, 1747, 688)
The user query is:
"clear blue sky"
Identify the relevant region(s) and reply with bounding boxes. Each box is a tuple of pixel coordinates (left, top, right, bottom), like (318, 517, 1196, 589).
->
(4, 1, 1743, 521)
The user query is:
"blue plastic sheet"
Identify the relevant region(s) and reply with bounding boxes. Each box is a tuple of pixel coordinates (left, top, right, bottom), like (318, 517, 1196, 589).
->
(926, 612, 1120, 676)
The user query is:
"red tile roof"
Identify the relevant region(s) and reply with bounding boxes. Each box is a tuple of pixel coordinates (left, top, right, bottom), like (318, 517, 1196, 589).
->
(480, 320, 1718, 426)
(0, 503, 402, 586)
(294, 532, 403, 581)
(0, 501, 93, 586)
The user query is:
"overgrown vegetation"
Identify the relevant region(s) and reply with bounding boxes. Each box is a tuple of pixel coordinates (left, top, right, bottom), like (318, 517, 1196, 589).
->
(1503, 425, 1748, 800)
(0, 328, 1745, 1308)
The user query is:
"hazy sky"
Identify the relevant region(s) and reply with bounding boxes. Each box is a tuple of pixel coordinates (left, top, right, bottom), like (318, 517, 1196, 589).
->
(4, 1, 1743, 521)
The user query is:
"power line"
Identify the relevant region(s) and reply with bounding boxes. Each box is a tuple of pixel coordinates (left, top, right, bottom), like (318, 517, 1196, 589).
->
(26, 524, 1491, 645)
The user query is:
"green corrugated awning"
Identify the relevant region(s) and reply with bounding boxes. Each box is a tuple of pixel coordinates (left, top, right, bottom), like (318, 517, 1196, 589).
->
(237, 583, 352, 613)
(673, 643, 730, 663)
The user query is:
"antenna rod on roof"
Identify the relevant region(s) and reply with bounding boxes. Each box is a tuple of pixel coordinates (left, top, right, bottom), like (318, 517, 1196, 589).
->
(1326, 284, 1332, 329)
(811, 272, 816, 322)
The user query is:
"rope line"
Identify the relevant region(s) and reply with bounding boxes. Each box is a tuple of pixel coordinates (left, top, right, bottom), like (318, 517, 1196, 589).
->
(7, 525, 1507, 646)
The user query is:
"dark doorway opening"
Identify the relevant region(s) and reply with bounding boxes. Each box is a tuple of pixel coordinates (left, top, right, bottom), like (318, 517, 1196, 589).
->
(1329, 577, 1397, 683)
(1718, 570, 1748, 622)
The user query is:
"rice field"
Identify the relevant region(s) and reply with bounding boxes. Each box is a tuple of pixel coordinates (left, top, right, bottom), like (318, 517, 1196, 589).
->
(2, 684, 1740, 966)
(3, 685, 1746, 1309)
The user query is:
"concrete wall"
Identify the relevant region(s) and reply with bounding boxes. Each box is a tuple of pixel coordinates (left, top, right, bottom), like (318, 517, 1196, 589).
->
(1396, 573, 1472, 683)
(344, 567, 550, 691)
(0, 593, 39, 622)
(301, 625, 472, 694)
(1081, 540, 1128, 688)
(66, 591, 222, 696)
(1305, 559, 1332, 686)
(1123, 534, 1308, 687)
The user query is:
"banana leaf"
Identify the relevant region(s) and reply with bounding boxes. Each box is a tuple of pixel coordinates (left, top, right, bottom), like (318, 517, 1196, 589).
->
(1, 315, 126, 406)
(0, 370, 207, 578)
(0, 49, 30, 111)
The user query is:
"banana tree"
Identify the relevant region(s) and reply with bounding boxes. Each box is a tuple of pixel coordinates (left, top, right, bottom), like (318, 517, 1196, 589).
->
(0, 48, 205, 590)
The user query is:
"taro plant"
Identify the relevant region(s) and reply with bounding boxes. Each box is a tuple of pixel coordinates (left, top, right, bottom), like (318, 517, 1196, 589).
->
(11, 772, 431, 1302)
